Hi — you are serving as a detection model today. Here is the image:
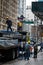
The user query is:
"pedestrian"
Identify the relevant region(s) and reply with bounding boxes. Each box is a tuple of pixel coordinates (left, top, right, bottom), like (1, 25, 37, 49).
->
(34, 42, 38, 58)
(40, 43, 43, 52)
(25, 42, 30, 60)
(18, 41, 24, 59)
(6, 17, 12, 31)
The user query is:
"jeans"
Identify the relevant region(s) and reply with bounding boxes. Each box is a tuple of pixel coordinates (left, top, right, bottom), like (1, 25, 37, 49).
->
(7, 25, 12, 31)
(25, 51, 30, 60)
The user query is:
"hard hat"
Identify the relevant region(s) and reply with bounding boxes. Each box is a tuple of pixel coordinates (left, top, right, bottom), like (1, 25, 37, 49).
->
(6, 17, 8, 19)
(28, 40, 30, 44)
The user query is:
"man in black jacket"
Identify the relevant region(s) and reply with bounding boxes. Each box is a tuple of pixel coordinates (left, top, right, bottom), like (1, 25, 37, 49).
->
(6, 17, 12, 31)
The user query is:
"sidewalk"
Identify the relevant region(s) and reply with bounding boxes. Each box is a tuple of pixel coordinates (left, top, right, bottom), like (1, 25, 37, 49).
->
(2, 52, 43, 65)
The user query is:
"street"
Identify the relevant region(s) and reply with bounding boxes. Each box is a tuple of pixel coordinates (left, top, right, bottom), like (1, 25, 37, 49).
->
(0, 0, 43, 65)
(1, 52, 43, 65)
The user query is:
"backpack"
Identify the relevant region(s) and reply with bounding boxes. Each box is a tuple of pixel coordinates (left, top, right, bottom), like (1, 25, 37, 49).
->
(25, 43, 29, 50)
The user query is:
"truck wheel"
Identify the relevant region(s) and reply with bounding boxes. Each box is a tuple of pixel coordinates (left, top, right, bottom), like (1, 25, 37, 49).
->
(12, 50, 15, 59)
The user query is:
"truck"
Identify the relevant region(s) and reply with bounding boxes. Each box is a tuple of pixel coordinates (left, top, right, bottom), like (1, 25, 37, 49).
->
(0, 30, 22, 62)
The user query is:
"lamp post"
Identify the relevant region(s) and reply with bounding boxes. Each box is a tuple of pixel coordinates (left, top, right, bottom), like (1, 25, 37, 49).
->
(40, 20, 42, 44)
(34, 15, 38, 58)
(36, 17, 38, 43)
(34, 15, 36, 42)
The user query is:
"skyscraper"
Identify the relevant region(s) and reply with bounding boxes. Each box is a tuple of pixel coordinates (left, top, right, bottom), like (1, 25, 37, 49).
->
(18, 0, 26, 17)
(18, 0, 26, 32)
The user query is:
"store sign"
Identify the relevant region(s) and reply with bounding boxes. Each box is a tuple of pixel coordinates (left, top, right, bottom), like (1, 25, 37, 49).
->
(40, 33, 43, 37)
(39, 25, 43, 37)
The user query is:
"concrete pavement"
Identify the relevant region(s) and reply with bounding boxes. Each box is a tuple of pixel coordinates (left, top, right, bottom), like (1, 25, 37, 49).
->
(2, 52, 43, 65)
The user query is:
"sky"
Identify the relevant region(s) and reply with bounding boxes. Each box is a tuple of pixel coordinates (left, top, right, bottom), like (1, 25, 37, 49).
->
(26, 0, 38, 6)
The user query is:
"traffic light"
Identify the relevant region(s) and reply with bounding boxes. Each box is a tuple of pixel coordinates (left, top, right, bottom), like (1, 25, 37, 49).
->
(18, 15, 25, 20)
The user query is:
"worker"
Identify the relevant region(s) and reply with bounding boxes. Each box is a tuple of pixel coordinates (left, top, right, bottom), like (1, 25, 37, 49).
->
(6, 17, 12, 31)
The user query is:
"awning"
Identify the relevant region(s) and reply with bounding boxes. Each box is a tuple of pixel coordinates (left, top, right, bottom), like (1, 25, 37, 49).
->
(32, 2, 43, 20)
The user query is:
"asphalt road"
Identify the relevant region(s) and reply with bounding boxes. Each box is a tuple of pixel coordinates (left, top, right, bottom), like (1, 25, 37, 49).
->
(1, 52, 43, 65)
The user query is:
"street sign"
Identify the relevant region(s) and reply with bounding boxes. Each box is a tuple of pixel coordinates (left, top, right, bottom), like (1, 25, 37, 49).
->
(40, 33, 43, 37)
(22, 20, 34, 24)
(18, 16, 34, 24)
(39, 25, 43, 37)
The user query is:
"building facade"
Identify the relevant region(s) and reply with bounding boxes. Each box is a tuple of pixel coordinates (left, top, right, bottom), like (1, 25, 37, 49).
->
(23, 6, 34, 37)
(0, 0, 18, 31)
(26, 6, 34, 21)
(18, 0, 26, 17)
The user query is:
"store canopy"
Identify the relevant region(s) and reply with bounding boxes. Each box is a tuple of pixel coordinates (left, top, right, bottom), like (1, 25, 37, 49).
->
(32, 2, 43, 20)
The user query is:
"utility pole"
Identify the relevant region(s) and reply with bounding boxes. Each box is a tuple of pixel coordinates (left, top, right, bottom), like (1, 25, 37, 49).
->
(40, 20, 42, 44)
(34, 15, 38, 58)
(36, 17, 38, 43)
(34, 15, 36, 42)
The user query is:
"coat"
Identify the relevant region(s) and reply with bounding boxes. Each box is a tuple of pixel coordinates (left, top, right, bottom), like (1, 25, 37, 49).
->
(6, 20, 12, 26)
(25, 43, 30, 57)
